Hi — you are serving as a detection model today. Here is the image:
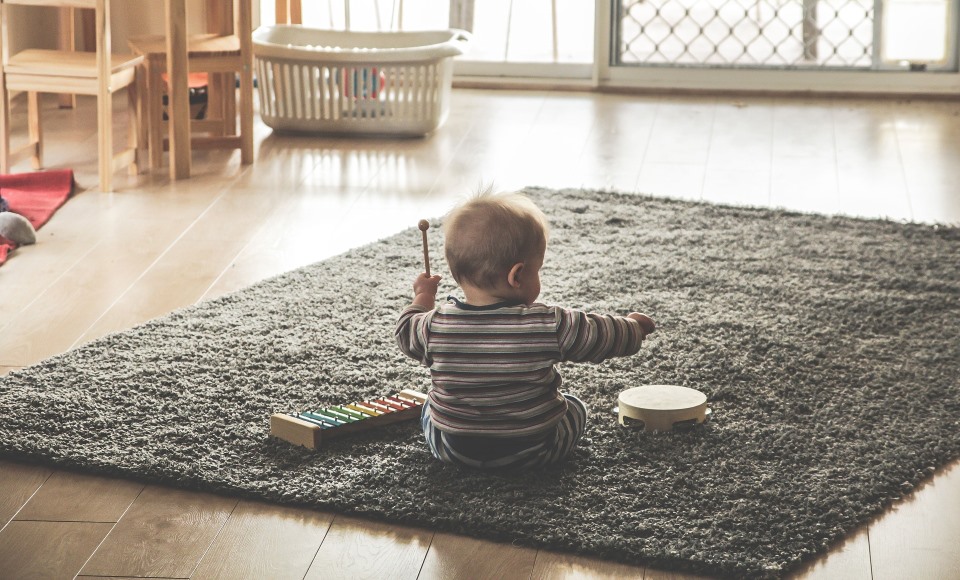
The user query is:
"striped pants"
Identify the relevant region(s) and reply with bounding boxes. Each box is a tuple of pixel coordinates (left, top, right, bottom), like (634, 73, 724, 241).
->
(421, 394, 588, 471)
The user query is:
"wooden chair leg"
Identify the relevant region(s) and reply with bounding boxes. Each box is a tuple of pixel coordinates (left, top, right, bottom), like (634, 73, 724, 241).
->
(0, 82, 9, 174)
(27, 92, 42, 170)
(57, 7, 77, 110)
(239, 0, 254, 165)
(129, 73, 143, 175)
(223, 73, 237, 136)
(98, 89, 113, 193)
(239, 69, 253, 164)
(148, 60, 164, 170)
(207, 72, 224, 136)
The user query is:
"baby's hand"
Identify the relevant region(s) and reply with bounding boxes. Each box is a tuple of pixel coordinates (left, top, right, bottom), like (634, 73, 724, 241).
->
(628, 312, 656, 337)
(413, 273, 441, 299)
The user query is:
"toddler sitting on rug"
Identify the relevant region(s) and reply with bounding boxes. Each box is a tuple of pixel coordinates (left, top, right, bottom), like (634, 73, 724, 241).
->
(396, 190, 656, 470)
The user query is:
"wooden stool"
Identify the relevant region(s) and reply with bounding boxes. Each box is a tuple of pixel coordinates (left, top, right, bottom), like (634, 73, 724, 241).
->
(617, 385, 711, 432)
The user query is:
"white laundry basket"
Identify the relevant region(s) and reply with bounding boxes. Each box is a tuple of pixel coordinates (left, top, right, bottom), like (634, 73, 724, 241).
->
(252, 26, 469, 136)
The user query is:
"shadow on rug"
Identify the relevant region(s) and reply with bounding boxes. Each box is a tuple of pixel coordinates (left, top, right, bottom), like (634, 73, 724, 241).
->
(1, 187, 958, 578)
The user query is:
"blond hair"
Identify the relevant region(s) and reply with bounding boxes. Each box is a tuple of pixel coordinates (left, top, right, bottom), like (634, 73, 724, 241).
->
(443, 191, 549, 289)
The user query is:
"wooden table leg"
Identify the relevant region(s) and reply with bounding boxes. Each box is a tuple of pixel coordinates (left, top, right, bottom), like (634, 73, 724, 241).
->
(165, 0, 191, 179)
(58, 7, 77, 109)
(276, 0, 302, 25)
(205, 0, 231, 137)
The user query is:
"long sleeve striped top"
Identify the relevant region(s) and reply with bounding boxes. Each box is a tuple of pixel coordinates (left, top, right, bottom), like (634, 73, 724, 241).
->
(396, 297, 646, 438)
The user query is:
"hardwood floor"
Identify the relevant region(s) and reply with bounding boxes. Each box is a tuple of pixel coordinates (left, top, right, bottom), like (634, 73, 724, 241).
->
(1, 88, 958, 579)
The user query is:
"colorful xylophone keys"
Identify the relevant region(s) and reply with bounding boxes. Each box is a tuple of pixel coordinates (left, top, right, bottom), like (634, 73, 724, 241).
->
(270, 389, 427, 450)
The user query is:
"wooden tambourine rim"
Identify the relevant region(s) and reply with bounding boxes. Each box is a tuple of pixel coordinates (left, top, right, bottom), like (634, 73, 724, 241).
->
(617, 384, 710, 432)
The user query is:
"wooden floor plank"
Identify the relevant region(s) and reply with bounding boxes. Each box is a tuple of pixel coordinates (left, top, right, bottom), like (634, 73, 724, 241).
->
(418, 532, 537, 579)
(76, 187, 288, 345)
(80, 577, 157, 579)
(304, 515, 433, 580)
(79, 485, 237, 578)
(530, 550, 648, 579)
(0, 366, 22, 377)
(0, 520, 113, 579)
(191, 499, 334, 580)
(0, 203, 219, 366)
(199, 186, 370, 300)
(789, 526, 872, 579)
(15, 469, 143, 523)
(0, 460, 52, 526)
(0, 232, 159, 366)
(644, 568, 717, 580)
(868, 460, 960, 580)
(0, 195, 105, 328)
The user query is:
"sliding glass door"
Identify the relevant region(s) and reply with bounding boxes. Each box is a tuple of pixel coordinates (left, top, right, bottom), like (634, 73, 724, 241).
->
(257, 0, 960, 93)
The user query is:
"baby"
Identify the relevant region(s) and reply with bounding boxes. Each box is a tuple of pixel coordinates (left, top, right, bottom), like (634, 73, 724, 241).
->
(396, 191, 656, 470)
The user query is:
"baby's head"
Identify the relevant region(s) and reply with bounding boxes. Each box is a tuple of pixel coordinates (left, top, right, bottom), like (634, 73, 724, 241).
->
(444, 190, 549, 300)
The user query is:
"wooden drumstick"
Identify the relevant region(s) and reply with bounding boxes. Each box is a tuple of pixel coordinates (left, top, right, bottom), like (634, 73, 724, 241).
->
(418, 219, 431, 277)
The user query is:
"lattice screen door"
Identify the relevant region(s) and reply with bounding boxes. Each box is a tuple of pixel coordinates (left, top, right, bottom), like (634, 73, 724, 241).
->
(615, 0, 958, 71)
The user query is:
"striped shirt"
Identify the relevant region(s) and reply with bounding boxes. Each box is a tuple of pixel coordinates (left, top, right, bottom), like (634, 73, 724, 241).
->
(396, 297, 646, 438)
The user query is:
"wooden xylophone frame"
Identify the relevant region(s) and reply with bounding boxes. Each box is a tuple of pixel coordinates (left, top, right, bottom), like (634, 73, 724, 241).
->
(270, 389, 428, 450)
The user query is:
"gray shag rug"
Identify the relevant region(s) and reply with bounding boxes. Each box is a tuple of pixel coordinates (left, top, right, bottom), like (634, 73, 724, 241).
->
(2, 187, 958, 578)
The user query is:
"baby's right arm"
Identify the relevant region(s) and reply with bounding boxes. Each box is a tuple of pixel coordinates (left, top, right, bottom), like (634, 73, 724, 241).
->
(557, 308, 654, 364)
(396, 273, 440, 366)
(412, 273, 441, 310)
(396, 304, 432, 366)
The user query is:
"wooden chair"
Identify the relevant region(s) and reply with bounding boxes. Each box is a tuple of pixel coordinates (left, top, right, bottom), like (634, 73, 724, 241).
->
(127, 0, 253, 170)
(0, 0, 144, 193)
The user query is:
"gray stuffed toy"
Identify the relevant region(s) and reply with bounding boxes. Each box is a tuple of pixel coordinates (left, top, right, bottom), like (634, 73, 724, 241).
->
(0, 195, 37, 245)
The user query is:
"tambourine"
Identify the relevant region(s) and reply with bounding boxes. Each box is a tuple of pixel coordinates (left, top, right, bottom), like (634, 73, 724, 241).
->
(616, 385, 711, 432)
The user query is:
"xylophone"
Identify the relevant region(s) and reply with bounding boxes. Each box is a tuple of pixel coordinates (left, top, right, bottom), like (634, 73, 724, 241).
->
(270, 389, 428, 450)
(616, 385, 712, 432)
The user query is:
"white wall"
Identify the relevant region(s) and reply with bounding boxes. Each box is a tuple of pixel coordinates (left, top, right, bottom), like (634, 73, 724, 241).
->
(6, 2, 220, 55)
(4, 5, 55, 54)
(110, 2, 209, 53)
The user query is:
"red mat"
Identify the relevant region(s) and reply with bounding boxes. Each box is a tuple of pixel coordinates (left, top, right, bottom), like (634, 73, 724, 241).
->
(0, 169, 75, 266)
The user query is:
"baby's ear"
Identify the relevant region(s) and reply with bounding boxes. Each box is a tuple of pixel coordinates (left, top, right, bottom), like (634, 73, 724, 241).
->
(507, 262, 524, 288)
